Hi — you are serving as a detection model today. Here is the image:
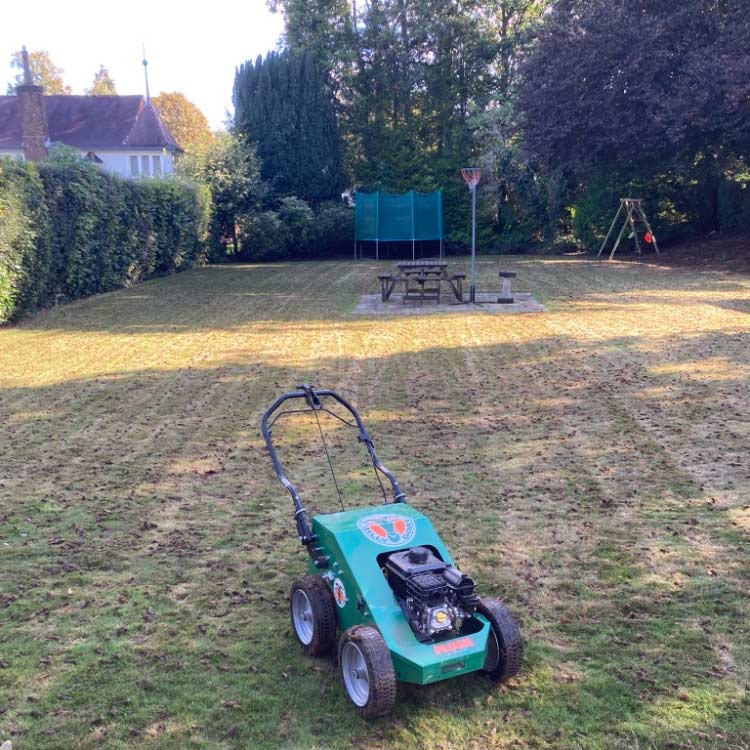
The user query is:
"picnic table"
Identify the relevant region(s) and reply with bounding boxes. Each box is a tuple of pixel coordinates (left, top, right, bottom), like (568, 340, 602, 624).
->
(378, 260, 466, 304)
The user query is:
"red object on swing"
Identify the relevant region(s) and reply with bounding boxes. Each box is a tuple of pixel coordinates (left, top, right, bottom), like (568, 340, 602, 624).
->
(644, 232, 653, 244)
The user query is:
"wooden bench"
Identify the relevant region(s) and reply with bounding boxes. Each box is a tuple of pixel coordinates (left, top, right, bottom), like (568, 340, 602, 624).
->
(403, 273, 441, 304)
(449, 273, 466, 301)
(378, 274, 398, 302)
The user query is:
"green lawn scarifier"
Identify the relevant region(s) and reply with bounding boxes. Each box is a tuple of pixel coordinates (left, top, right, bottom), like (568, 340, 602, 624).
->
(262, 385, 523, 718)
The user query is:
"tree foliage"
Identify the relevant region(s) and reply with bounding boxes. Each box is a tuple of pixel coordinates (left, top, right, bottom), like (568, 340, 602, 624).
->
(514, 0, 750, 245)
(7, 49, 72, 94)
(152, 92, 214, 153)
(271, 0, 546, 244)
(517, 0, 750, 172)
(85, 65, 117, 95)
(177, 132, 263, 255)
(233, 49, 346, 203)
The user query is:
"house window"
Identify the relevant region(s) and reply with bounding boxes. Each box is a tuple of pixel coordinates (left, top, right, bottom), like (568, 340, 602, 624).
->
(152, 155, 161, 176)
(130, 155, 139, 176)
(141, 155, 150, 176)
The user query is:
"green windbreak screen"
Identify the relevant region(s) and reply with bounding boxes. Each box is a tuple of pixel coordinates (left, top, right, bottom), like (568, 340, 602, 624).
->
(355, 191, 443, 241)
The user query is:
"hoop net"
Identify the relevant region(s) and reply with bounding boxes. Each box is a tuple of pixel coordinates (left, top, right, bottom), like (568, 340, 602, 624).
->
(461, 167, 481, 189)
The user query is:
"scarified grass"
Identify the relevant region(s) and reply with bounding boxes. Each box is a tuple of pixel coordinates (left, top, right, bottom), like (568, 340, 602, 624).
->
(1, 256, 750, 749)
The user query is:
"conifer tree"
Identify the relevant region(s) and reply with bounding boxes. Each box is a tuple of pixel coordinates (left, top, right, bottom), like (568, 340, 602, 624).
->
(233, 50, 346, 203)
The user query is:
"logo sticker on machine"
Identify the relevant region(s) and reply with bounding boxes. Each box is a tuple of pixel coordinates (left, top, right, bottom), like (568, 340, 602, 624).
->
(357, 514, 416, 547)
(332, 578, 347, 608)
(434, 637, 474, 655)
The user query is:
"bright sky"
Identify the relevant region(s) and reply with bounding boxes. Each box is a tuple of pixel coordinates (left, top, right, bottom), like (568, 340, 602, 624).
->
(1, 0, 285, 130)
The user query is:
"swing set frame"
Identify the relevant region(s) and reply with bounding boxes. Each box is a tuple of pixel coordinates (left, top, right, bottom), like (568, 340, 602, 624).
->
(597, 198, 659, 261)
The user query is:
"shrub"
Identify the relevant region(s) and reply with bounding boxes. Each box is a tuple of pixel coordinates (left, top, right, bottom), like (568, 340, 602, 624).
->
(311, 201, 354, 257)
(717, 179, 750, 233)
(278, 197, 314, 256)
(236, 199, 354, 261)
(238, 211, 289, 261)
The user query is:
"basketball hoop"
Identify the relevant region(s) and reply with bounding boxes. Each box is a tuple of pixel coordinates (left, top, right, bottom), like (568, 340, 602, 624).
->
(461, 167, 481, 190)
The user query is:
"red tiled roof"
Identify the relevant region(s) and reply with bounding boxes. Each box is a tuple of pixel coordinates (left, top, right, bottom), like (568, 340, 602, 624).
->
(0, 95, 181, 151)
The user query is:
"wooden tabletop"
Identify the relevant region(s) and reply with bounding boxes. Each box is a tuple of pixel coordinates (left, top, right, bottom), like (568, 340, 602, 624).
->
(396, 259, 448, 269)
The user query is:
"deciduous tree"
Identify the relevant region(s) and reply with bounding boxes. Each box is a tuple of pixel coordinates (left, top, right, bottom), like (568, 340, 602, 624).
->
(7, 49, 71, 94)
(177, 132, 264, 255)
(152, 92, 213, 154)
(516, 0, 750, 173)
(85, 65, 117, 95)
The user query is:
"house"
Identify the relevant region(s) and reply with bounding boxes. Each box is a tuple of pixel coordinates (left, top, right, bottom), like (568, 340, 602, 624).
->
(0, 49, 181, 178)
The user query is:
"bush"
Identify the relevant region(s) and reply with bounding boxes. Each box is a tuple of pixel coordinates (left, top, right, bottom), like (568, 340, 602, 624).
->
(311, 201, 354, 256)
(717, 179, 750, 233)
(0, 157, 209, 324)
(238, 211, 289, 261)
(235, 199, 353, 261)
(278, 197, 314, 256)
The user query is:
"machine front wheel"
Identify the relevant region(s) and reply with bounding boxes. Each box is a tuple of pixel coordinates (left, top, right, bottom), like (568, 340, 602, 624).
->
(338, 626, 397, 718)
(478, 598, 523, 683)
(289, 576, 337, 656)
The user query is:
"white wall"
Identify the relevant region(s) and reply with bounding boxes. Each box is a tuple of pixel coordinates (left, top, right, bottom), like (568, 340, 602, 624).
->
(1, 147, 176, 178)
(92, 149, 176, 179)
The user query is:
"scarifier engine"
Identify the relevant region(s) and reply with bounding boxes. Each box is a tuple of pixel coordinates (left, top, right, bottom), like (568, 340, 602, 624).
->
(383, 546, 480, 641)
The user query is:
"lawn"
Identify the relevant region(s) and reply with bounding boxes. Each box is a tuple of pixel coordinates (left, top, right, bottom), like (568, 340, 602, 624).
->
(1, 256, 749, 750)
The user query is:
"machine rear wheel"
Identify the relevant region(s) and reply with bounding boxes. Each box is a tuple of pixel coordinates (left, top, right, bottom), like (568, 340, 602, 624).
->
(478, 598, 523, 683)
(290, 576, 337, 656)
(338, 626, 396, 718)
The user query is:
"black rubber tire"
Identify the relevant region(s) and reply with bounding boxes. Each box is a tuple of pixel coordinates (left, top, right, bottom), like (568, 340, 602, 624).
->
(289, 576, 337, 656)
(338, 625, 397, 718)
(478, 597, 523, 683)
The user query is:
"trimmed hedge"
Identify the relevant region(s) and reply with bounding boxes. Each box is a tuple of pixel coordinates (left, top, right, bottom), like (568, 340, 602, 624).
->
(0, 158, 210, 324)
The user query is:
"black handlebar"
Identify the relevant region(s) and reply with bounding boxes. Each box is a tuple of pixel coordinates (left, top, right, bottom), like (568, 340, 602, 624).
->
(261, 385, 406, 552)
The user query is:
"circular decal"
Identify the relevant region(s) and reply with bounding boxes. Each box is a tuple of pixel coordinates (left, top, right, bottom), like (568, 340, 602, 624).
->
(357, 513, 416, 548)
(333, 578, 347, 608)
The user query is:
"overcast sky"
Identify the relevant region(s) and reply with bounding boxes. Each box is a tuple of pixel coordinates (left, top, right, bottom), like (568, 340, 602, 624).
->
(1, 0, 285, 129)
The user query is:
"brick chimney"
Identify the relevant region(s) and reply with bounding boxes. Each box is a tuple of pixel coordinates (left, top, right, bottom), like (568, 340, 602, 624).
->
(16, 47, 48, 161)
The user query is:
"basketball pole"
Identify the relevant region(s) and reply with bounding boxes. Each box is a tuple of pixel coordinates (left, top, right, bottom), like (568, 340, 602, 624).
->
(462, 167, 481, 304)
(470, 182, 477, 303)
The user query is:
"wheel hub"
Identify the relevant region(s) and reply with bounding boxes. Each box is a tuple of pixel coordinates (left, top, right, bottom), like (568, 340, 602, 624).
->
(291, 589, 314, 645)
(341, 642, 370, 706)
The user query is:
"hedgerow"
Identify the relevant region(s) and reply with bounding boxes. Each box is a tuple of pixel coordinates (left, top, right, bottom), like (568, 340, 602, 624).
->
(0, 158, 209, 323)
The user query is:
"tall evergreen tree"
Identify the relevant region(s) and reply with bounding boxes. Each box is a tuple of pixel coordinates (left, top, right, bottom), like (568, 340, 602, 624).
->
(233, 50, 346, 203)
